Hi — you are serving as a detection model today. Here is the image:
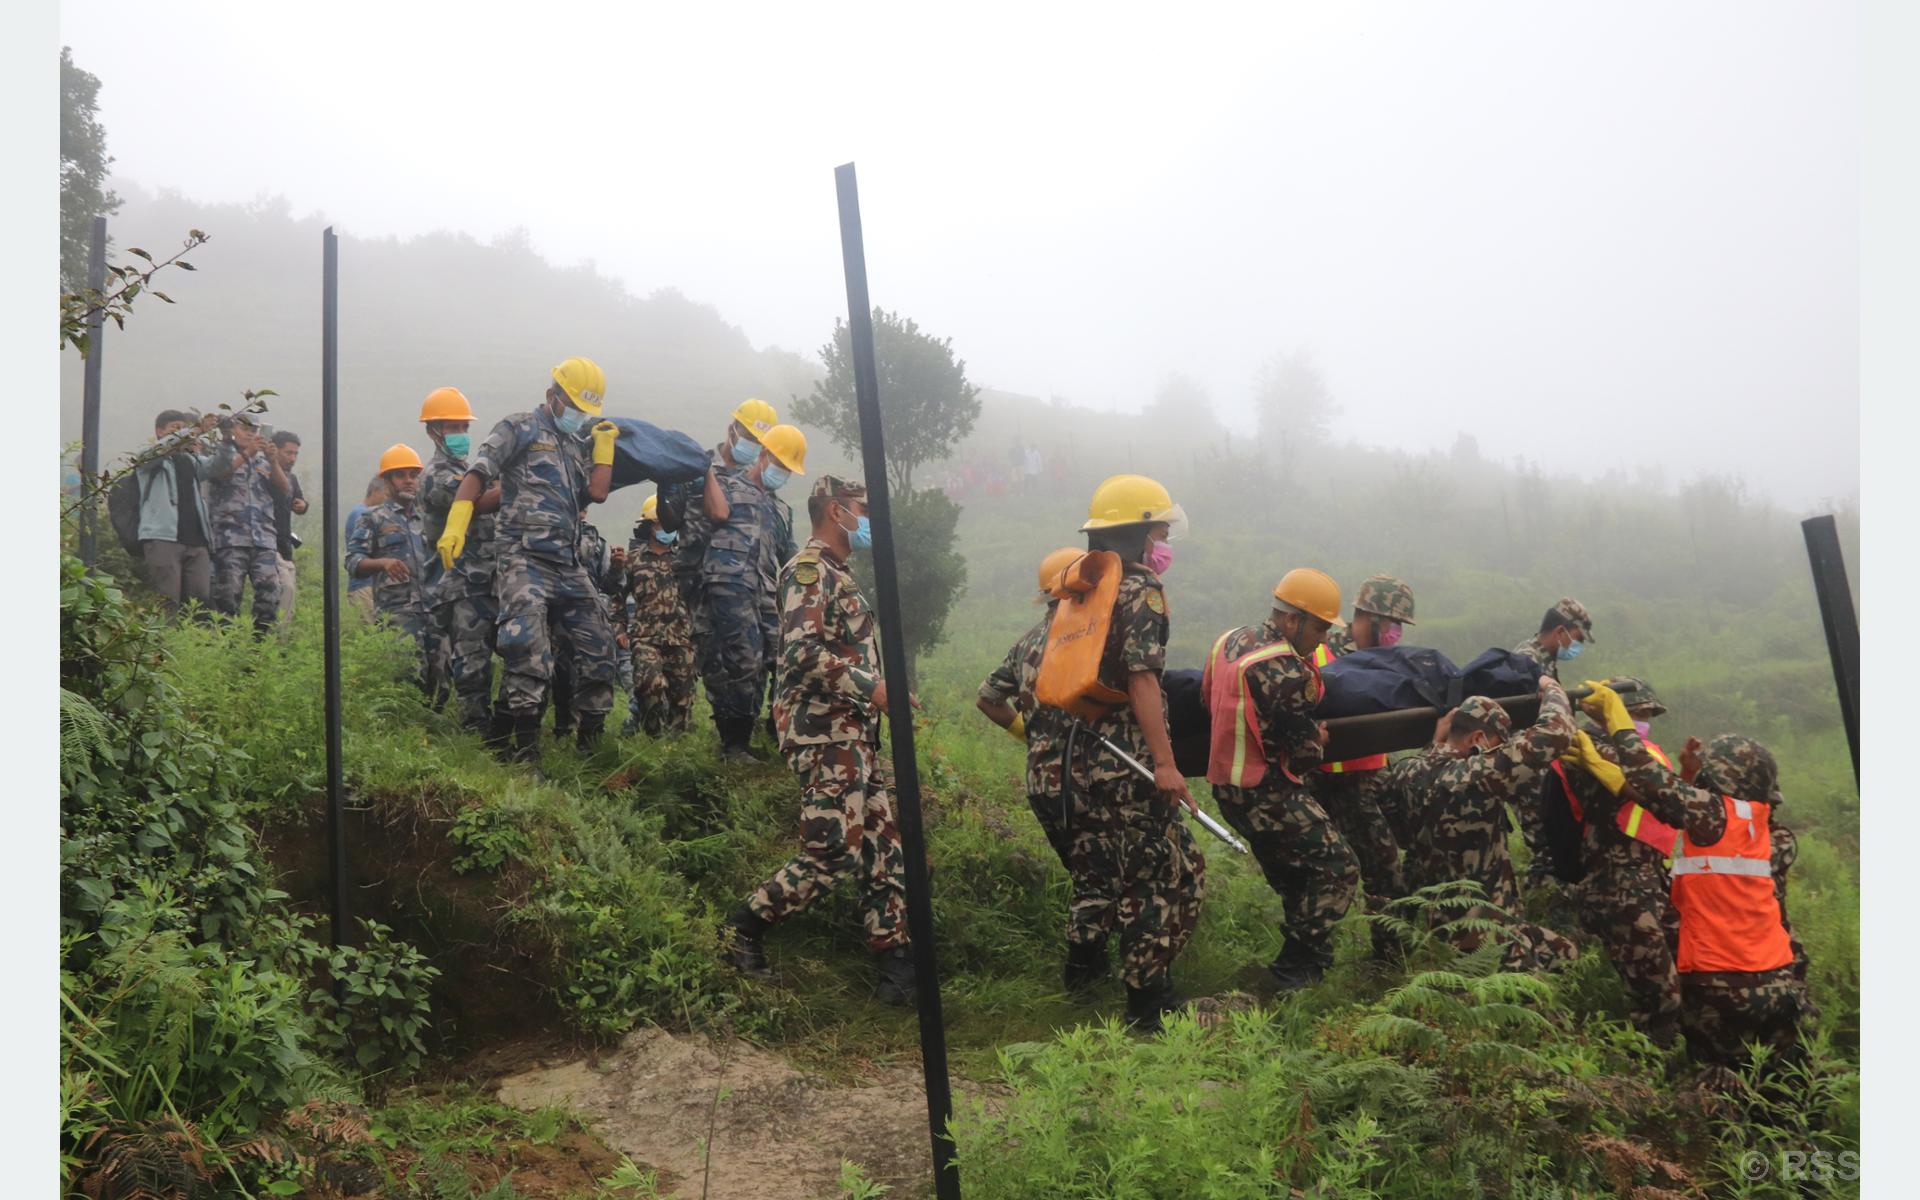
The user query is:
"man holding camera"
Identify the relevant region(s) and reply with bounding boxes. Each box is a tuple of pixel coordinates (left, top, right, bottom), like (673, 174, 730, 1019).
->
(205, 413, 291, 633)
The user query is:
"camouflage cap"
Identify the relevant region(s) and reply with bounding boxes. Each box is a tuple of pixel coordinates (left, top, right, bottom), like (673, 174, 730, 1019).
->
(1353, 573, 1416, 624)
(1698, 734, 1780, 804)
(1550, 597, 1595, 643)
(1451, 696, 1513, 742)
(810, 474, 866, 503)
(1607, 675, 1668, 719)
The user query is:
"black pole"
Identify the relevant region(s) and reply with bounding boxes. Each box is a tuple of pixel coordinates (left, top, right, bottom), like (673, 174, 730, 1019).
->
(78, 215, 107, 565)
(1801, 514, 1860, 784)
(833, 162, 960, 1200)
(322, 227, 350, 949)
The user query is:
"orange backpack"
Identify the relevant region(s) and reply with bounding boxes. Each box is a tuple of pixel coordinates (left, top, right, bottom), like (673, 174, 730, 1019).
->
(1035, 550, 1129, 721)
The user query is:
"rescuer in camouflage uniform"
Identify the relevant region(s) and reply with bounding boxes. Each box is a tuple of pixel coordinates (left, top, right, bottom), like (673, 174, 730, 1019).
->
(1593, 704, 1811, 1070)
(1206, 570, 1361, 991)
(662, 400, 778, 676)
(546, 513, 625, 738)
(700, 425, 802, 760)
(346, 445, 434, 687)
(625, 496, 698, 737)
(436, 358, 620, 763)
(1511, 597, 1597, 884)
(722, 476, 918, 1006)
(1071, 474, 1205, 1032)
(1552, 676, 1686, 1044)
(1308, 573, 1415, 925)
(205, 414, 289, 632)
(1386, 677, 1580, 972)
(417, 388, 506, 741)
(975, 547, 1112, 991)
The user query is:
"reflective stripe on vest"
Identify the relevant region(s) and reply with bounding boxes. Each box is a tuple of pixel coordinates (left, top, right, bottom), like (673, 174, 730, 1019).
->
(1617, 739, 1684, 861)
(1309, 642, 1388, 773)
(1669, 794, 1793, 974)
(1206, 630, 1313, 789)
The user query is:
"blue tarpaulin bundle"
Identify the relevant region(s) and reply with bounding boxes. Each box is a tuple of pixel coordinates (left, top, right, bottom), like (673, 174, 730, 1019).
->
(1313, 645, 1544, 717)
(607, 417, 710, 493)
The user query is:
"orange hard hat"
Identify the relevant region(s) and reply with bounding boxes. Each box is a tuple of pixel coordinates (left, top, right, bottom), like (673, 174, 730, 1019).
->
(1273, 568, 1344, 626)
(1038, 547, 1082, 597)
(419, 387, 475, 422)
(378, 443, 425, 474)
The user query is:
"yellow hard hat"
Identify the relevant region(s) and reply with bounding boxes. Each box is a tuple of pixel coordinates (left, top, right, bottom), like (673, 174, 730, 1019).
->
(1079, 473, 1189, 538)
(732, 398, 777, 441)
(1038, 546, 1082, 597)
(760, 424, 807, 473)
(418, 386, 475, 423)
(641, 494, 659, 522)
(1273, 568, 1345, 627)
(550, 357, 606, 416)
(378, 443, 425, 474)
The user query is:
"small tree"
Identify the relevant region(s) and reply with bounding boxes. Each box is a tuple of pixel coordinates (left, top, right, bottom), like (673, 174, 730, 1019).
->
(1253, 349, 1341, 471)
(60, 47, 122, 296)
(794, 309, 981, 675)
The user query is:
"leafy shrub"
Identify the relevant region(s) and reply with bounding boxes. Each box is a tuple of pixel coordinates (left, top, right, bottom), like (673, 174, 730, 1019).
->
(307, 919, 442, 1087)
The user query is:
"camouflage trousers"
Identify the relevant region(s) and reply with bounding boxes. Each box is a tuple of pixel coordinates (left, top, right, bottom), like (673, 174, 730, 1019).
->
(699, 581, 772, 724)
(493, 554, 616, 718)
(1680, 966, 1809, 1068)
(1578, 878, 1683, 1044)
(748, 739, 909, 952)
(367, 602, 436, 691)
(1307, 768, 1407, 909)
(211, 546, 280, 629)
(1214, 780, 1358, 953)
(1083, 776, 1206, 990)
(434, 591, 499, 729)
(1025, 787, 1123, 950)
(631, 636, 697, 736)
(1449, 901, 1579, 974)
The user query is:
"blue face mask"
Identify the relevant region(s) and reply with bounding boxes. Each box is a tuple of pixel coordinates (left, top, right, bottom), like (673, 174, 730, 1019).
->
(441, 433, 471, 460)
(846, 514, 872, 551)
(1558, 638, 1584, 662)
(653, 528, 678, 546)
(554, 405, 592, 436)
(761, 463, 791, 491)
(731, 439, 760, 467)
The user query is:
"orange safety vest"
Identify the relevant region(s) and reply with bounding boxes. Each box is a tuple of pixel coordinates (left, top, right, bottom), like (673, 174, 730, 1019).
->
(1310, 642, 1388, 773)
(1669, 794, 1793, 975)
(1204, 629, 1321, 789)
(1550, 739, 1684, 861)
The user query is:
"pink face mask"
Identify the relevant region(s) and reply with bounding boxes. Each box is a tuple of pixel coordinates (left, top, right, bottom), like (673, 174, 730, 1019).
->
(1375, 621, 1404, 648)
(1633, 721, 1652, 739)
(1144, 540, 1174, 575)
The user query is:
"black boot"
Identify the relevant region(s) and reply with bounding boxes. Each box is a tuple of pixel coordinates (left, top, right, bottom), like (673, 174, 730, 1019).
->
(1268, 940, 1331, 992)
(718, 716, 755, 762)
(1063, 938, 1110, 994)
(1124, 978, 1183, 1034)
(510, 714, 544, 766)
(483, 709, 514, 756)
(721, 908, 773, 979)
(575, 713, 605, 753)
(874, 946, 917, 1007)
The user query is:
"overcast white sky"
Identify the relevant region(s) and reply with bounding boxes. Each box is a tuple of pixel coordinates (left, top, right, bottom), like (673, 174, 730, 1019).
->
(60, 1, 1858, 506)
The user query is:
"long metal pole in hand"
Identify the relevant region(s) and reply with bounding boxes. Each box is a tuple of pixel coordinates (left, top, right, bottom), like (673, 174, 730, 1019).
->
(833, 162, 960, 1200)
(1800, 514, 1860, 784)
(321, 228, 351, 950)
(79, 216, 108, 566)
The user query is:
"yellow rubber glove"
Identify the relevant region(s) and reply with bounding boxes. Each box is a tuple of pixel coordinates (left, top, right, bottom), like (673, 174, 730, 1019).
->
(590, 421, 619, 466)
(437, 499, 474, 571)
(1581, 680, 1635, 736)
(1005, 712, 1027, 742)
(1561, 730, 1627, 795)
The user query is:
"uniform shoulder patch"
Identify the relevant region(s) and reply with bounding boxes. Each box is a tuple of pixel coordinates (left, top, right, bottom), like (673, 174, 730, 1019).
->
(1144, 588, 1167, 616)
(792, 561, 821, 586)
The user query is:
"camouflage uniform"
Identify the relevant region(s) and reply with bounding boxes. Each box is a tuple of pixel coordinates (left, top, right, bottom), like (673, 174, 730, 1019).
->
(748, 486, 907, 951)
(666, 443, 735, 660)
(421, 446, 500, 729)
(343, 498, 434, 680)
(1510, 597, 1595, 684)
(1387, 683, 1580, 972)
(1209, 619, 1359, 964)
(624, 529, 697, 736)
(1610, 731, 1810, 1067)
(699, 468, 796, 732)
(1510, 598, 1595, 882)
(205, 442, 283, 628)
(977, 611, 1110, 946)
(467, 409, 617, 719)
(547, 519, 623, 733)
(1075, 562, 1205, 990)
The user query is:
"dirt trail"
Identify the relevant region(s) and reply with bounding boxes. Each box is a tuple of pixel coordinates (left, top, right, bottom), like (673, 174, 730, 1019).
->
(495, 1028, 959, 1200)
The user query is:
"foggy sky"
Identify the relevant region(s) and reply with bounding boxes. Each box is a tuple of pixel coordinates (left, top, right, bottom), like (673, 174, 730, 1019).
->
(59, 2, 1858, 506)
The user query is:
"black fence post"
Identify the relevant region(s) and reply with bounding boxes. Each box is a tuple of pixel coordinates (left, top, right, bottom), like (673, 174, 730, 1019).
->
(833, 162, 961, 1200)
(79, 216, 107, 565)
(322, 227, 351, 950)
(1801, 514, 1860, 785)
